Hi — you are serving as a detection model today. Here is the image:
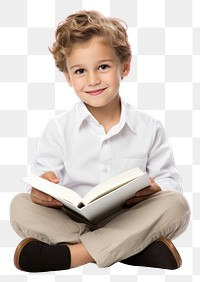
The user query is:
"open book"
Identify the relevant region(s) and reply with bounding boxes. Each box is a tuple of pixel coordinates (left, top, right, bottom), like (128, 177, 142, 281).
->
(23, 167, 151, 224)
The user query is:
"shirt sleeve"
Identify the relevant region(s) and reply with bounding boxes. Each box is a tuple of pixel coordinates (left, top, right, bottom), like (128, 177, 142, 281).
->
(31, 118, 64, 182)
(146, 120, 182, 192)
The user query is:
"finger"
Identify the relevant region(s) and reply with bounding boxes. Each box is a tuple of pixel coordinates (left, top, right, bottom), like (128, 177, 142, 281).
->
(135, 186, 154, 197)
(31, 189, 63, 206)
(41, 171, 59, 183)
(149, 177, 155, 184)
(31, 194, 63, 207)
(123, 195, 149, 208)
(44, 172, 59, 183)
(31, 188, 53, 202)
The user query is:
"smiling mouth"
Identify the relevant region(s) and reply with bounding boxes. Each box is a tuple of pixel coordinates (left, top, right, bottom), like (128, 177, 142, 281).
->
(85, 88, 107, 96)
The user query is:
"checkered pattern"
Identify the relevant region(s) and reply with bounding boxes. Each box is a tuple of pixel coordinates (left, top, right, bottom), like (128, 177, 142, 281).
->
(0, 0, 199, 281)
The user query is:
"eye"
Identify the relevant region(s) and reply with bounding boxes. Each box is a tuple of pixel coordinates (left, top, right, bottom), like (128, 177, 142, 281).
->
(99, 64, 110, 71)
(74, 68, 85, 75)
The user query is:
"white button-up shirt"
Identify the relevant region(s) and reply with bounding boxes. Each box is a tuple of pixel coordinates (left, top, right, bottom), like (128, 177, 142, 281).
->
(32, 99, 182, 197)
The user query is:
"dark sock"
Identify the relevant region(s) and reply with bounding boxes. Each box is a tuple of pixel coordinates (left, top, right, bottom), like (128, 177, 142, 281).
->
(18, 241, 71, 272)
(120, 240, 178, 270)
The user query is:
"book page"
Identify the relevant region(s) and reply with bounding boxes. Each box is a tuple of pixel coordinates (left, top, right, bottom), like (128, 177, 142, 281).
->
(82, 167, 143, 205)
(22, 175, 82, 207)
(79, 172, 151, 223)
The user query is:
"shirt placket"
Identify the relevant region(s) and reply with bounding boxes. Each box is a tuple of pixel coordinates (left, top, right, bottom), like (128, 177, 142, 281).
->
(99, 137, 111, 183)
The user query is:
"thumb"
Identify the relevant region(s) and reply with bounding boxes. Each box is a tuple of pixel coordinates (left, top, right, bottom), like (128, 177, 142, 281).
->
(41, 171, 59, 183)
(149, 177, 155, 184)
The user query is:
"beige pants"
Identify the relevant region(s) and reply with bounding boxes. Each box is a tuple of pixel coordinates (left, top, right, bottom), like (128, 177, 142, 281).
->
(10, 191, 190, 267)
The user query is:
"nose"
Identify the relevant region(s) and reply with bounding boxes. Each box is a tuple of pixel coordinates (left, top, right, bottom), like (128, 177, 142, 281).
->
(87, 71, 100, 86)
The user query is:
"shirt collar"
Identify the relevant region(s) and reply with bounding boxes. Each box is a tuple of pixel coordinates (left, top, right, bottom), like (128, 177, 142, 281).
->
(75, 101, 95, 128)
(118, 99, 136, 134)
(75, 99, 136, 134)
(122, 99, 136, 134)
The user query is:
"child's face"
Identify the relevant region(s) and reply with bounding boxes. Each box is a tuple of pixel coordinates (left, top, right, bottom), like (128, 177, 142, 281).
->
(65, 37, 130, 109)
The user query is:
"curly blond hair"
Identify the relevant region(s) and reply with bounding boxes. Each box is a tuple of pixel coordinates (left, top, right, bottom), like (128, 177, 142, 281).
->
(49, 10, 132, 72)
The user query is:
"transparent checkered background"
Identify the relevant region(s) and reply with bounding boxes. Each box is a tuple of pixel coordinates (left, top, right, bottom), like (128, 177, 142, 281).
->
(0, 0, 199, 281)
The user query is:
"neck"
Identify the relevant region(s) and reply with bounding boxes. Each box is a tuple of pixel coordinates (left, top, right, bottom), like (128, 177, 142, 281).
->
(85, 96, 121, 133)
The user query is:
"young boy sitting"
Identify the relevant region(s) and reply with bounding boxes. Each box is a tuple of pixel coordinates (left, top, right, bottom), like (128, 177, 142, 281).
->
(10, 10, 190, 272)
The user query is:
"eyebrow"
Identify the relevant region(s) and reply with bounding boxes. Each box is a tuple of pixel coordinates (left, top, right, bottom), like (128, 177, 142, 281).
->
(70, 64, 83, 70)
(70, 59, 114, 70)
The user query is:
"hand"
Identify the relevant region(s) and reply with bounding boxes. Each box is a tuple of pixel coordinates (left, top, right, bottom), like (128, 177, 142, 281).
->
(123, 177, 161, 208)
(30, 171, 63, 207)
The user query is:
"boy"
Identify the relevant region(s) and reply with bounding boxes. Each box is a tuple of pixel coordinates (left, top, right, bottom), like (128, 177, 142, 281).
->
(10, 10, 190, 272)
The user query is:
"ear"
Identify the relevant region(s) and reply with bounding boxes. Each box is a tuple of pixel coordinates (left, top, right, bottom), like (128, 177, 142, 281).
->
(64, 72, 73, 87)
(121, 61, 131, 79)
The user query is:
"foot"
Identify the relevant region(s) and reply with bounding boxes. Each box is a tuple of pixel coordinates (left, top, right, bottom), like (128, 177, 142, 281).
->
(120, 237, 182, 270)
(14, 238, 71, 272)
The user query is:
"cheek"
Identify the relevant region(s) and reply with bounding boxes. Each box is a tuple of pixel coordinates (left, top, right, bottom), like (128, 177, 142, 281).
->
(105, 71, 121, 85)
(110, 74, 121, 88)
(70, 78, 82, 90)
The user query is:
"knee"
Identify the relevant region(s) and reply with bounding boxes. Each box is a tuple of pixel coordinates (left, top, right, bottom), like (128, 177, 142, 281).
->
(164, 191, 190, 218)
(159, 191, 191, 233)
(159, 191, 191, 239)
(10, 193, 31, 221)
